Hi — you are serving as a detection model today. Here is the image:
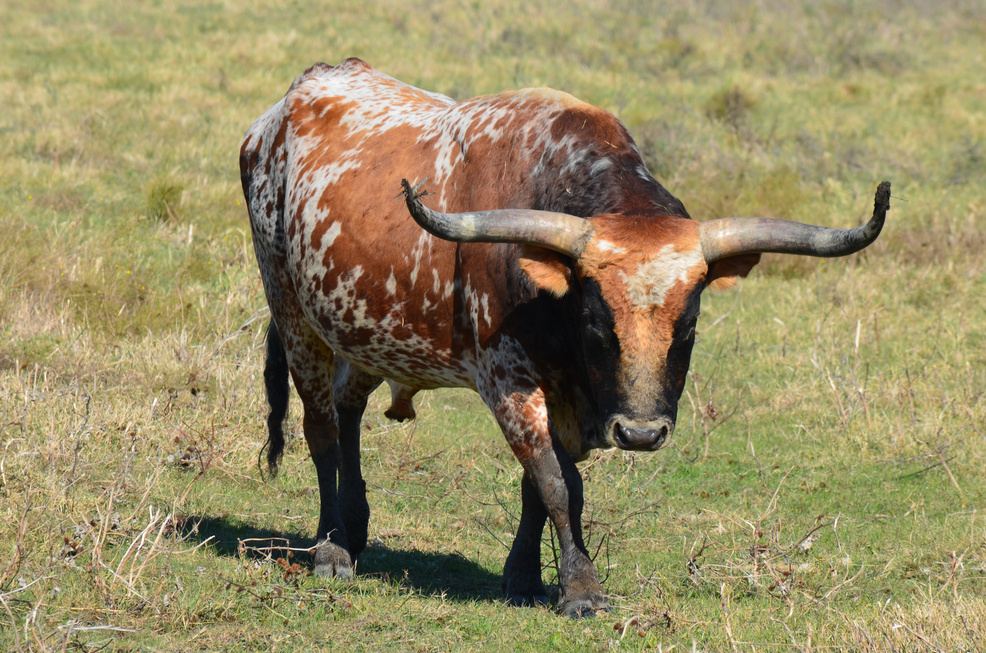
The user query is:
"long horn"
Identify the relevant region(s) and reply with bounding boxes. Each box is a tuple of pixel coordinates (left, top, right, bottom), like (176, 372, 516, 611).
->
(400, 179, 594, 258)
(700, 181, 891, 262)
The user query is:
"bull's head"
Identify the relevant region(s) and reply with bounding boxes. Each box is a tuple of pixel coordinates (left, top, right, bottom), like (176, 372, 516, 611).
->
(401, 179, 891, 452)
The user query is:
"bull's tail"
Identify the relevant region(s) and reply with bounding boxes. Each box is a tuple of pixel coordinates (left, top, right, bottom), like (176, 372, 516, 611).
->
(260, 319, 289, 479)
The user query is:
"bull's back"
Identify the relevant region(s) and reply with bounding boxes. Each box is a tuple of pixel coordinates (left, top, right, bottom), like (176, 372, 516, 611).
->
(240, 58, 455, 261)
(240, 61, 481, 386)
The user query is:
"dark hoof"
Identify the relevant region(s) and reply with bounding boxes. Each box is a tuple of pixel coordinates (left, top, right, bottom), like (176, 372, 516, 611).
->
(313, 540, 353, 578)
(502, 570, 548, 609)
(559, 595, 609, 619)
(506, 593, 549, 608)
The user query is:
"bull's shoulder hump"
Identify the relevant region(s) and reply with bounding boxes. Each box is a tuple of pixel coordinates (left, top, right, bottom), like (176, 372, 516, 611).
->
(283, 60, 454, 117)
(501, 87, 587, 108)
(492, 87, 617, 119)
(482, 87, 626, 139)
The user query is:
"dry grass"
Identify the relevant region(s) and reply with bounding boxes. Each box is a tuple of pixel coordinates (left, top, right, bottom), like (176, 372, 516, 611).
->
(2, 0, 985, 650)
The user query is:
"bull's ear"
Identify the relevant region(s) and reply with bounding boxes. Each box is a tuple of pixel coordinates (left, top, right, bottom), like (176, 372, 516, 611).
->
(706, 254, 761, 291)
(518, 246, 573, 297)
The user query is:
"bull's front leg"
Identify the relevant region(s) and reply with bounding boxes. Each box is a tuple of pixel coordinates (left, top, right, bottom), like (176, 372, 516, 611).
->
(276, 320, 356, 579)
(502, 469, 549, 607)
(525, 436, 607, 617)
(484, 379, 608, 617)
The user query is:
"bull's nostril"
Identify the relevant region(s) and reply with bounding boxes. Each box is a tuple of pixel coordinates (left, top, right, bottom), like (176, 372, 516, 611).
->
(651, 424, 669, 450)
(614, 423, 631, 448)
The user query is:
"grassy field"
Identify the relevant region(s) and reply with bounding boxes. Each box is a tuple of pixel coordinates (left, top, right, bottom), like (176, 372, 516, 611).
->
(2, 0, 985, 650)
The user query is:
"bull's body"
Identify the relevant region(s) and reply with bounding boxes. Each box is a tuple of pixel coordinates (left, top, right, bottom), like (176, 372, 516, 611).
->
(240, 58, 888, 616)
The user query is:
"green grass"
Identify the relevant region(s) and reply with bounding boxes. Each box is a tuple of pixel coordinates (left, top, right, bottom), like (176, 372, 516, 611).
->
(2, 0, 986, 650)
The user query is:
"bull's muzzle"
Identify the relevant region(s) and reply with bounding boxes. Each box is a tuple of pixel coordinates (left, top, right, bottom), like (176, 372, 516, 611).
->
(612, 417, 673, 451)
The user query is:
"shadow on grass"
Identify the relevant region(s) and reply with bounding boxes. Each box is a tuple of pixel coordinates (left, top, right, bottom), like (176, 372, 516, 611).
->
(184, 515, 307, 558)
(184, 515, 504, 604)
(357, 543, 504, 603)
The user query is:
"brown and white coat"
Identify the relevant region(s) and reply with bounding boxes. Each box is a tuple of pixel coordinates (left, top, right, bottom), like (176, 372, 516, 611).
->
(240, 58, 889, 616)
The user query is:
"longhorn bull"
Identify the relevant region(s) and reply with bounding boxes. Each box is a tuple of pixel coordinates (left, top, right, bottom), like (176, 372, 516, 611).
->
(240, 58, 890, 616)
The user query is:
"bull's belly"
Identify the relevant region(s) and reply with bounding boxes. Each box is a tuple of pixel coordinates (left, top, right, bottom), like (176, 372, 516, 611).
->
(299, 296, 478, 391)
(283, 227, 478, 389)
(335, 342, 476, 390)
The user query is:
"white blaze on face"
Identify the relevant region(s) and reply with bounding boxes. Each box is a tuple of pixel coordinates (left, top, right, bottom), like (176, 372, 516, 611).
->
(621, 244, 705, 310)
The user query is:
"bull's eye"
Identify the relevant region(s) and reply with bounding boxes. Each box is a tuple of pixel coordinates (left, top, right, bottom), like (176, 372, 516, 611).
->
(583, 310, 605, 339)
(582, 306, 617, 352)
(676, 318, 697, 343)
(580, 277, 617, 349)
(582, 302, 605, 330)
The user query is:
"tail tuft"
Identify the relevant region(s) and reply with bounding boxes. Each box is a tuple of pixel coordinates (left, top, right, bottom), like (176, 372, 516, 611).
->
(260, 320, 289, 479)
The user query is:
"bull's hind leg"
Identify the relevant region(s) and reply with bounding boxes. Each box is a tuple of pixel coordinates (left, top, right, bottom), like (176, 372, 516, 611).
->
(301, 406, 354, 577)
(332, 361, 383, 560)
(273, 319, 354, 577)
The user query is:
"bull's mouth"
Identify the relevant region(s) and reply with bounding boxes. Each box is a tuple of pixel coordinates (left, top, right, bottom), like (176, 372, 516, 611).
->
(605, 415, 674, 451)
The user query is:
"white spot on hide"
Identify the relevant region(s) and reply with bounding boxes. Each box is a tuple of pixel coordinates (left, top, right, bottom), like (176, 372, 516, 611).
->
(481, 293, 491, 327)
(595, 240, 626, 254)
(328, 265, 375, 328)
(590, 158, 614, 177)
(409, 232, 431, 287)
(324, 222, 342, 247)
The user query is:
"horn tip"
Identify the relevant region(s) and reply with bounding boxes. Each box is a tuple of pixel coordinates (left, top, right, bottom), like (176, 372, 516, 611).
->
(400, 178, 425, 216)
